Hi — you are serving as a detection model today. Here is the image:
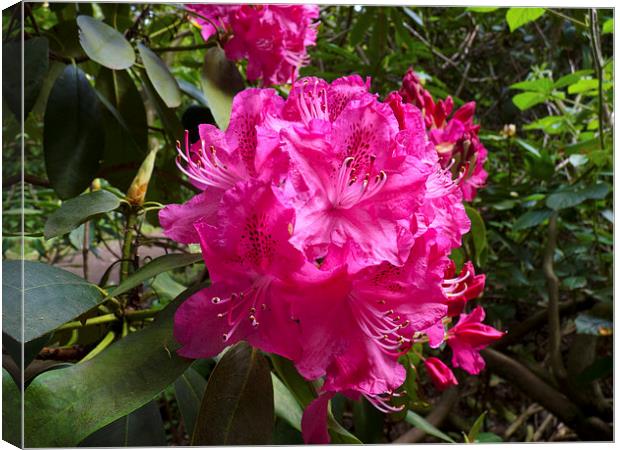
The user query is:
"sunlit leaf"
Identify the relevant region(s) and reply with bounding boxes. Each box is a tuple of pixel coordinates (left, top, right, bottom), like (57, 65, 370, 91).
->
(506, 7, 545, 32)
(200, 46, 245, 130)
(138, 42, 181, 108)
(77, 15, 135, 69)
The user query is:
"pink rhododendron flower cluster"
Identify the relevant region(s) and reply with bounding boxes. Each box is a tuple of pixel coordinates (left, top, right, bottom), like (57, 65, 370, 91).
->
(186, 4, 319, 86)
(160, 75, 503, 443)
(394, 68, 489, 201)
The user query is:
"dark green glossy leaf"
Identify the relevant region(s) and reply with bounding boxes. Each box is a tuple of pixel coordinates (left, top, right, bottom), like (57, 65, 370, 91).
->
(79, 401, 166, 447)
(138, 42, 181, 108)
(96, 67, 149, 191)
(2, 368, 21, 448)
(513, 209, 553, 230)
(109, 253, 203, 298)
(2, 260, 104, 343)
(23, 282, 207, 447)
(506, 7, 545, 32)
(192, 342, 274, 445)
(3, 333, 52, 371)
(77, 15, 135, 70)
(44, 190, 121, 239)
(200, 46, 245, 129)
(2, 36, 49, 119)
(174, 367, 207, 437)
(43, 65, 105, 199)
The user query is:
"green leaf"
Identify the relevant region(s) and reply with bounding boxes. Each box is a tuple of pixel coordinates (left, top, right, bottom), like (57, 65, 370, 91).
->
(109, 253, 203, 298)
(467, 7, 499, 13)
(77, 15, 135, 70)
(476, 432, 503, 442)
(44, 190, 121, 239)
(515, 138, 542, 158)
(405, 410, 455, 443)
(467, 411, 487, 443)
(273, 373, 303, 432)
(79, 401, 166, 447)
(512, 91, 547, 111)
(140, 69, 183, 141)
(554, 70, 594, 89)
(174, 367, 207, 437)
(2, 368, 22, 448)
(576, 356, 612, 384)
(23, 282, 206, 447)
(192, 342, 274, 445)
(545, 183, 610, 210)
(513, 209, 553, 230)
(353, 398, 385, 443)
(43, 65, 105, 199)
(575, 313, 613, 336)
(602, 18, 613, 34)
(138, 42, 181, 108)
(2, 37, 49, 119)
(2, 260, 104, 343)
(506, 7, 545, 32)
(567, 78, 599, 94)
(510, 78, 553, 94)
(96, 68, 149, 191)
(562, 276, 587, 290)
(349, 9, 375, 46)
(270, 355, 361, 443)
(465, 205, 487, 266)
(200, 46, 245, 130)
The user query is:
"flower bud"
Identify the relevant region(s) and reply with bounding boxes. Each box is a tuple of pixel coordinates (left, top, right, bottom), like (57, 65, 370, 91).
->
(126, 150, 157, 206)
(424, 357, 458, 391)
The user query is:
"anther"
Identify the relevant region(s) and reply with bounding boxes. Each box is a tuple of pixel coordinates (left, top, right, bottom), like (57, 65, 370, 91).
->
(211, 297, 221, 304)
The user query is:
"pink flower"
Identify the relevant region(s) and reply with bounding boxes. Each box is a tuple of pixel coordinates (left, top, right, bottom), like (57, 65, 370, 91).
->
(187, 4, 319, 86)
(173, 180, 305, 361)
(441, 261, 486, 317)
(158, 88, 286, 244)
(396, 68, 488, 201)
(447, 306, 504, 374)
(424, 357, 458, 391)
(280, 77, 433, 267)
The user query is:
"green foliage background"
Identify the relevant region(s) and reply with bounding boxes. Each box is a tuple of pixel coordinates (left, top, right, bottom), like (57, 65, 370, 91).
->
(2, 3, 613, 445)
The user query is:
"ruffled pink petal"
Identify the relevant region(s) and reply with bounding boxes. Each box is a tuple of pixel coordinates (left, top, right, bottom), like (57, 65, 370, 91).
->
(158, 189, 222, 244)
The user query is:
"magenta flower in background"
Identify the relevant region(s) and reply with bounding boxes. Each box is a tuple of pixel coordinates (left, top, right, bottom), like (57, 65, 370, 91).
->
(186, 4, 319, 86)
(424, 357, 458, 391)
(447, 306, 505, 375)
(161, 74, 502, 444)
(396, 68, 489, 201)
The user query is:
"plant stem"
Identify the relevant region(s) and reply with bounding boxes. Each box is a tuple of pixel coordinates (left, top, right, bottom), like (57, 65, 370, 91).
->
(80, 331, 116, 363)
(544, 8, 588, 28)
(120, 208, 140, 283)
(542, 212, 568, 384)
(151, 42, 216, 53)
(588, 9, 609, 150)
(56, 313, 119, 331)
